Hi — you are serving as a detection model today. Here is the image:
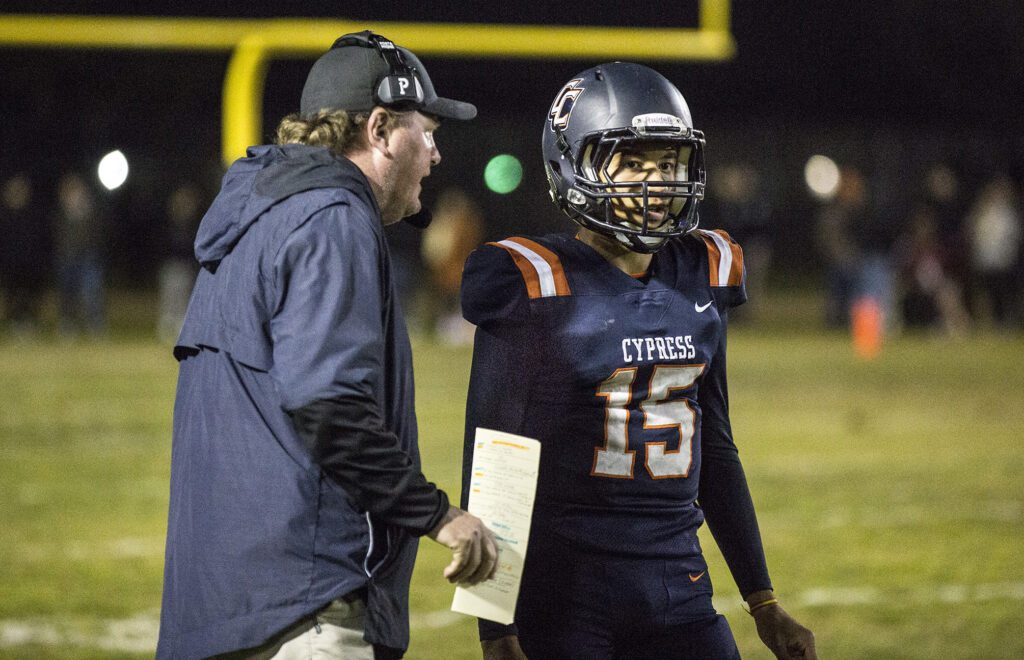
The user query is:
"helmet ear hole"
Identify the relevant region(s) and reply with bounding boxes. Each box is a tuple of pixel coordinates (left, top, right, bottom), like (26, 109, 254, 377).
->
(545, 160, 565, 203)
(545, 160, 565, 189)
(546, 160, 563, 180)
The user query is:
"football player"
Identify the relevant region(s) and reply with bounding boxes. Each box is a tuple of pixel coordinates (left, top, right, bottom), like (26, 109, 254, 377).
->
(460, 63, 817, 659)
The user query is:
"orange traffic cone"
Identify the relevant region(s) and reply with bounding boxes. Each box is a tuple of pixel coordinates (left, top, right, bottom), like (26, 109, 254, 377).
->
(851, 297, 883, 359)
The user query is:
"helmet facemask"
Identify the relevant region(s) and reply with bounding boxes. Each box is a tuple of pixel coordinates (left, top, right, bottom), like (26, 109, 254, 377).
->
(559, 115, 706, 253)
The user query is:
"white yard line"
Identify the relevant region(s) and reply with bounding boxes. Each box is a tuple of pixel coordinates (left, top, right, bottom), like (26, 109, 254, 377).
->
(11, 536, 165, 563)
(0, 614, 158, 652)
(3, 581, 1023, 651)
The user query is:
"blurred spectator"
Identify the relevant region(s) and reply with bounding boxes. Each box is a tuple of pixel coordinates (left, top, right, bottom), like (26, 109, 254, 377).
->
(420, 187, 482, 343)
(920, 163, 971, 300)
(922, 163, 964, 238)
(52, 171, 107, 336)
(965, 175, 1023, 327)
(704, 163, 773, 320)
(383, 216, 426, 323)
(157, 182, 204, 342)
(1, 173, 49, 336)
(814, 166, 894, 329)
(892, 203, 970, 336)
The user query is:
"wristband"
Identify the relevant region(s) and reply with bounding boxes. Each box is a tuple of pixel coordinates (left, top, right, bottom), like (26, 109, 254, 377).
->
(745, 597, 779, 615)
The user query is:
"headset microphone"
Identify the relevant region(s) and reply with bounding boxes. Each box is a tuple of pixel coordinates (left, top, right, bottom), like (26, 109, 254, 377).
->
(404, 207, 433, 229)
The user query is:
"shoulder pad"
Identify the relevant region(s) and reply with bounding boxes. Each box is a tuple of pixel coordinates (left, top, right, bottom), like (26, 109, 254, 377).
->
(462, 237, 572, 327)
(695, 229, 744, 288)
(489, 237, 571, 299)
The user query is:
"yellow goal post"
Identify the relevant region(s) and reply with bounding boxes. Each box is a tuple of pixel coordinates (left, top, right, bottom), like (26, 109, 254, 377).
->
(0, 4, 734, 166)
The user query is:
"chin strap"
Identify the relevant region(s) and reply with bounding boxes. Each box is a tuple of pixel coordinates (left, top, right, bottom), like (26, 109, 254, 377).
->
(614, 231, 669, 254)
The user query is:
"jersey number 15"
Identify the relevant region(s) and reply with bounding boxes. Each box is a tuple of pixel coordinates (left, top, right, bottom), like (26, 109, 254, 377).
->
(592, 365, 704, 479)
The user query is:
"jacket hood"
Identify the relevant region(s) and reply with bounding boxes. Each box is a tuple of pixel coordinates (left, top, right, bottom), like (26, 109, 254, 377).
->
(194, 144, 377, 271)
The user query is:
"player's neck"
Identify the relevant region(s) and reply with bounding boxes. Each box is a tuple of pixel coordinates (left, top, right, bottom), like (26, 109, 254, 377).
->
(577, 228, 653, 276)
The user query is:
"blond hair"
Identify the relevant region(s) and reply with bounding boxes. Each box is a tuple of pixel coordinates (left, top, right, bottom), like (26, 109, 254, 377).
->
(274, 108, 409, 155)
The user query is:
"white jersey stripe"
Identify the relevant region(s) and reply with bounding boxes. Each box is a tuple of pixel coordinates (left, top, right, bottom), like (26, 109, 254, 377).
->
(704, 230, 733, 286)
(497, 239, 558, 298)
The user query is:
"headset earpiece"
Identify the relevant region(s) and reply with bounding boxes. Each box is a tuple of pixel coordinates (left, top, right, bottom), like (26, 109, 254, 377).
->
(369, 36, 424, 105)
(329, 31, 424, 108)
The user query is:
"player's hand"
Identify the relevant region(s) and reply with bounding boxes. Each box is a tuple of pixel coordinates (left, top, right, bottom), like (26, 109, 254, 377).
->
(427, 505, 498, 585)
(751, 599, 817, 659)
(481, 635, 527, 660)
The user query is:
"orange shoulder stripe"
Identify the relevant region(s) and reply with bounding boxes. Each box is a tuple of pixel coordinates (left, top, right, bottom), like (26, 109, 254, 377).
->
(488, 237, 571, 299)
(698, 229, 744, 287)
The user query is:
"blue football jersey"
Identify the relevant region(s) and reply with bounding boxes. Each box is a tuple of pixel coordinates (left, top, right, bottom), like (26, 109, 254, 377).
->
(461, 230, 746, 560)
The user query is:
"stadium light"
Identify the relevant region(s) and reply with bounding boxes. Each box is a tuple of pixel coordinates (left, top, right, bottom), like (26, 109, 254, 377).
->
(804, 154, 840, 201)
(97, 150, 129, 191)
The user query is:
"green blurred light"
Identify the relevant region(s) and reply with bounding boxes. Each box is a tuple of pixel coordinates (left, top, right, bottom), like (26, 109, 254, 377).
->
(483, 154, 523, 194)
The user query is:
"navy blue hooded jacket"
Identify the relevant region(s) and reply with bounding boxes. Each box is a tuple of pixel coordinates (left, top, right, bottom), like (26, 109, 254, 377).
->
(157, 144, 447, 658)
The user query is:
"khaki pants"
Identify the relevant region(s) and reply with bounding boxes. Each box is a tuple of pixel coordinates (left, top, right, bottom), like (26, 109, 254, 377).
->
(212, 592, 375, 660)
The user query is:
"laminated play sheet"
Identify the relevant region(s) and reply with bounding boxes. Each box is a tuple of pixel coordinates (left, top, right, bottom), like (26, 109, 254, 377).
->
(451, 427, 541, 625)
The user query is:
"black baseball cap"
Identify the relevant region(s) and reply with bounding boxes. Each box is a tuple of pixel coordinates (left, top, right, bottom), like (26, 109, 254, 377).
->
(300, 31, 476, 121)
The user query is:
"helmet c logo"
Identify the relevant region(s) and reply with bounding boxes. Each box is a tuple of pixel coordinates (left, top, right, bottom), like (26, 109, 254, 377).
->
(549, 79, 585, 131)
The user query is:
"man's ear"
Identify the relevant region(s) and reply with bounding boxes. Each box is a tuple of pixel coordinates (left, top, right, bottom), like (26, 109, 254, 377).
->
(365, 107, 394, 155)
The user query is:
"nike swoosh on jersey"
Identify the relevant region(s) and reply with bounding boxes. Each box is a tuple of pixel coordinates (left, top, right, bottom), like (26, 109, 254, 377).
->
(689, 571, 706, 582)
(695, 301, 713, 313)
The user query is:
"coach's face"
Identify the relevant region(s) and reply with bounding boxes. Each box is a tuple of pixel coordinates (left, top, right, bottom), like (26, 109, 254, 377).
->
(381, 111, 441, 225)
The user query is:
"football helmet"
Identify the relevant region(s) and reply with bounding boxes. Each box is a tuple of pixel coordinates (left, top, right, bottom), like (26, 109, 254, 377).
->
(542, 62, 706, 253)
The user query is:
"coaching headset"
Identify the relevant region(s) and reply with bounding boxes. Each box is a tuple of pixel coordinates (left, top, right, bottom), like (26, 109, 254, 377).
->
(330, 31, 426, 109)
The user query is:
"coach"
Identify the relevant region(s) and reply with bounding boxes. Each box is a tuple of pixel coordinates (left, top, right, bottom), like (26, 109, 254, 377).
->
(157, 31, 496, 659)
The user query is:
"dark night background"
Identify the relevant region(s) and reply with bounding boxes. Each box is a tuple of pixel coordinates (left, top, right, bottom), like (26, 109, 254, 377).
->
(2, 1, 1023, 290)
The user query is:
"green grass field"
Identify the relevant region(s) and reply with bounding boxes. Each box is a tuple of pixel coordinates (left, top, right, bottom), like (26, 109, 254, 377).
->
(1, 296, 1022, 658)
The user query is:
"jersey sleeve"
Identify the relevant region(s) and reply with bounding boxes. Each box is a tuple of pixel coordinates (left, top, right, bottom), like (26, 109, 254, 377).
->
(461, 326, 530, 641)
(460, 323, 533, 513)
(696, 307, 773, 598)
(461, 237, 572, 327)
(695, 228, 748, 309)
(461, 242, 530, 327)
(461, 245, 542, 639)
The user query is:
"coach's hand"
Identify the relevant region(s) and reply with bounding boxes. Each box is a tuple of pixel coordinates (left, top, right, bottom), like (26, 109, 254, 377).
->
(481, 635, 527, 660)
(748, 592, 817, 659)
(428, 505, 498, 585)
